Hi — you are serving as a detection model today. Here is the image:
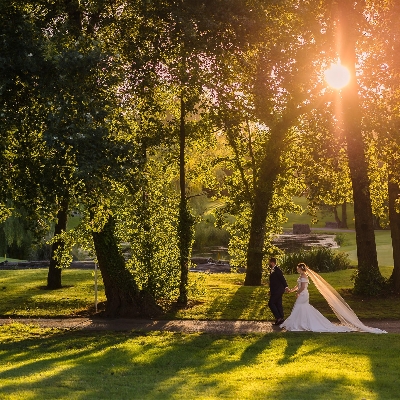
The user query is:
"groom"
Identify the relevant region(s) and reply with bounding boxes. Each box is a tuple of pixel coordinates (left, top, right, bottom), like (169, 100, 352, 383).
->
(268, 257, 289, 326)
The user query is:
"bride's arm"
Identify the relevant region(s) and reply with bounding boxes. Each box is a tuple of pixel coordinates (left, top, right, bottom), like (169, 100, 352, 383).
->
(297, 281, 307, 294)
(288, 284, 298, 293)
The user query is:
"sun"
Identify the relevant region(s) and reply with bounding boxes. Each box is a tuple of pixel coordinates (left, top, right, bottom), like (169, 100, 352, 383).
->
(324, 62, 351, 89)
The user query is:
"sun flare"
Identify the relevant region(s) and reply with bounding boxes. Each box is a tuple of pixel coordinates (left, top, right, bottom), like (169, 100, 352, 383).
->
(324, 62, 351, 89)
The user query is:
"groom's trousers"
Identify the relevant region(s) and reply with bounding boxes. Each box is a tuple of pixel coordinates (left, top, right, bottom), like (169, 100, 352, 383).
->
(268, 292, 284, 320)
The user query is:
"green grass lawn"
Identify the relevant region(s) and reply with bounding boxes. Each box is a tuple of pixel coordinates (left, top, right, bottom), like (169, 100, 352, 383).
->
(281, 196, 395, 267)
(282, 197, 356, 229)
(1, 267, 400, 399)
(0, 269, 105, 318)
(0, 257, 24, 263)
(332, 230, 394, 267)
(1, 195, 399, 399)
(1, 267, 399, 321)
(0, 323, 398, 400)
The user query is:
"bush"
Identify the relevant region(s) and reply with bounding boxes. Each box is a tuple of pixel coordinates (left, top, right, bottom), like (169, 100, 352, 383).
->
(334, 233, 346, 246)
(280, 247, 351, 274)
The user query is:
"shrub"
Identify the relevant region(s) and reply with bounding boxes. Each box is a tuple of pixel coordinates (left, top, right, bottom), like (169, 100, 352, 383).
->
(280, 247, 351, 274)
(334, 233, 346, 246)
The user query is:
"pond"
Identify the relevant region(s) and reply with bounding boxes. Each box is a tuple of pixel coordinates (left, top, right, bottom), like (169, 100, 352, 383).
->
(272, 233, 339, 252)
(192, 233, 339, 263)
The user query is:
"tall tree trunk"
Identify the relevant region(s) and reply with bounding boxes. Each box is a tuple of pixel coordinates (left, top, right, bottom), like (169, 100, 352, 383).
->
(244, 122, 288, 286)
(341, 201, 348, 228)
(388, 177, 400, 292)
(177, 95, 194, 305)
(337, 0, 384, 294)
(47, 200, 68, 289)
(92, 214, 162, 317)
(243, 48, 301, 286)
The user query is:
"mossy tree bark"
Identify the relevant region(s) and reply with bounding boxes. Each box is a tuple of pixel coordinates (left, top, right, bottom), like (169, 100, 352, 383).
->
(92, 214, 162, 317)
(244, 112, 296, 286)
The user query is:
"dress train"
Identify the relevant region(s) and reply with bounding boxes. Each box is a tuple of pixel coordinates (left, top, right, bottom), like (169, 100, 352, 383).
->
(281, 271, 386, 334)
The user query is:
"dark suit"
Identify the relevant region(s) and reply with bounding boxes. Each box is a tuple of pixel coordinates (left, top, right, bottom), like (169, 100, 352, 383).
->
(268, 266, 288, 320)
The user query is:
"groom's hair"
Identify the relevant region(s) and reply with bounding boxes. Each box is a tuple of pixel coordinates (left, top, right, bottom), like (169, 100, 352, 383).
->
(269, 257, 277, 264)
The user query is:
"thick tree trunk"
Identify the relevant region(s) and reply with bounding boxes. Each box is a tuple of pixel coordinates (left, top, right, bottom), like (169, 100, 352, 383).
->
(338, 1, 384, 294)
(244, 120, 289, 285)
(243, 49, 299, 286)
(244, 154, 280, 286)
(388, 178, 400, 292)
(92, 214, 162, 317)
(47, 201, 68, 289)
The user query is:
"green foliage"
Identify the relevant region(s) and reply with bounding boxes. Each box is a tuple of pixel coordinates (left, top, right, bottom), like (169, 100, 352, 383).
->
(193, 219, 230, 250)
(119, 158, 182, 301)
(352, 264, 388, 297)
(280, 247, 351, 275)
(334, 233, 346, 246)
(191, 196, 230, 250)
(0, 218, 28, 258)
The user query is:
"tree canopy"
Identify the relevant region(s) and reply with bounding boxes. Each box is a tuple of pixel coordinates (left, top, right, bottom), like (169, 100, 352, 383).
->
(2, 0, 400, 316)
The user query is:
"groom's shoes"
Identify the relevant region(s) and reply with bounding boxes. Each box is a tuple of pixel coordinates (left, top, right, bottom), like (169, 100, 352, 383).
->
(273, 318, 284, 326)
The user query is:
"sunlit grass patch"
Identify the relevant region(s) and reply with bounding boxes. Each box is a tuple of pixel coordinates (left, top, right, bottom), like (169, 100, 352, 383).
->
(0, 325, 399, 399)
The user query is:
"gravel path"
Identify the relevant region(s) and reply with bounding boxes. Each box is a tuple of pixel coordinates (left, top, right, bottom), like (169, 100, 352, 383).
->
(1, 317, 399, 334)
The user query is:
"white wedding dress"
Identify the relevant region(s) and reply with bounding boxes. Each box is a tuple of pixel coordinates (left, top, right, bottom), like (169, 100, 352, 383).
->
(280, 271, 386, 334)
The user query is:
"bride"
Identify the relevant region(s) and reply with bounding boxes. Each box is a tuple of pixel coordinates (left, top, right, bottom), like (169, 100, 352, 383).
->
(280, 263, 386, 333)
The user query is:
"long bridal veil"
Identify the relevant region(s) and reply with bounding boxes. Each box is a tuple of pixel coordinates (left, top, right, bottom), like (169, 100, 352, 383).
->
(306, 268, 387, 334)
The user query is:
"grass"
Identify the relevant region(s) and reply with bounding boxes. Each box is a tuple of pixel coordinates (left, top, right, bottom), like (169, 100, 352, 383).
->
(0, 269, 105, 318)
(0, 323, 399, 399)
(332, 230, 394, 267)
(0, 257, 23, 263)
(0, 196, 398, 399)
(1, 267, 399, 321)
(1, 269, 399, 399)
(282, 197, 356, 229)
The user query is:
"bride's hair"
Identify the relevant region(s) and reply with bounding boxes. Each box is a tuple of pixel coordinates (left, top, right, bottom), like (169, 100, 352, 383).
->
(297, 262, 307, 271)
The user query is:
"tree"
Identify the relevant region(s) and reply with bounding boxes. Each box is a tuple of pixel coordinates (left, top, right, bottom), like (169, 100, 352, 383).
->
(332, 0, 385, 294)
(362, 0, 400, 291)
(0, 0, 57, 266)
(1, 0, 164, 315)
(117, 0, 267, 302)
(208, 0, 329, 285)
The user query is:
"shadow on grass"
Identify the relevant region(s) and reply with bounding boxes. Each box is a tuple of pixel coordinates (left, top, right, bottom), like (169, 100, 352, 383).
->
(0, 269, 102, 318)
(0, 326, 399, 399)
(198, 285, 274, 321)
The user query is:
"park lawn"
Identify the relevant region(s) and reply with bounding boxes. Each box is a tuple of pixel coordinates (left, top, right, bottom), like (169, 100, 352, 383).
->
(0, 269, 105, 318)
(1, 267, 400, 321)
(282, 197, 356, 229)
(170, 267, 400, 321)
(335, 230, 394, 267)
(0, 257, 24, 263)
(0, 323, 398, 400)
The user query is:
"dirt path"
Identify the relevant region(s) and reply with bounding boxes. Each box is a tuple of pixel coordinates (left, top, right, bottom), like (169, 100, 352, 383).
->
(1, 317, 399, 334)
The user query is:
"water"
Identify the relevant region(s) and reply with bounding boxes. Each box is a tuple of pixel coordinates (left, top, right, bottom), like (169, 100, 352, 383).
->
(193, 234, 338, 260)
(272, 233, 338, 253)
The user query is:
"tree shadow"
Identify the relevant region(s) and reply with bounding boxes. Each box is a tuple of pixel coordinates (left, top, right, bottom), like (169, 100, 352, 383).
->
(0, 327, 398, 399)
